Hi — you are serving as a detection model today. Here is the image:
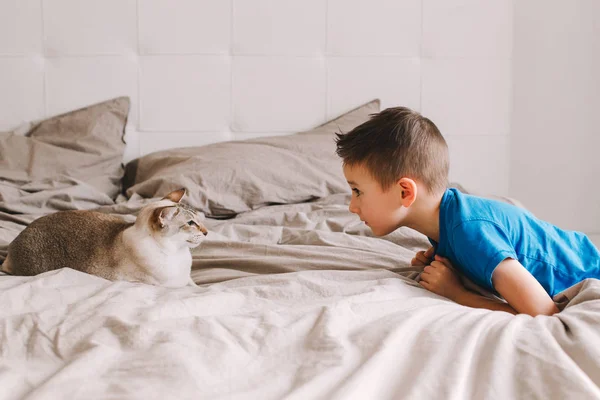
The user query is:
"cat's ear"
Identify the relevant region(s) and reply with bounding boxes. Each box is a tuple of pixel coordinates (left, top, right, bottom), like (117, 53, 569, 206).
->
(157, 206, 179, 228)
(163, 188, 186, 203)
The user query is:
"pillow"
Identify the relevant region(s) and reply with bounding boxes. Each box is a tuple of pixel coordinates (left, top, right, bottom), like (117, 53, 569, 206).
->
(449, 182, 527, 209)
(124, 99, 380, 218)
(0, 97, 129, 214)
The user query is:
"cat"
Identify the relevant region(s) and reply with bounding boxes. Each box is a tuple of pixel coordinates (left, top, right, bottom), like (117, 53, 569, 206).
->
(1, 188, 207, 288)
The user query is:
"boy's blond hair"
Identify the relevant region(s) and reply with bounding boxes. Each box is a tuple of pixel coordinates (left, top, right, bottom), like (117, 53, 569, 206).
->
(335, 107, 449, 194)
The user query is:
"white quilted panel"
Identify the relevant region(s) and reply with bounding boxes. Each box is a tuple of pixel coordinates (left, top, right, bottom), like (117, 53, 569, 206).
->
(0, 58, 44, 130)
(422, 0, 514, 58)
(447, 135, 510, 196)
(46, 56, 139, 124)
(0, 0, 42, 55)
(232, 56, 326, 132)
(139, 55, 231, 131)
(327, 57, 421, 119)
(140, 55, 231, 132)
(139, 0, 231, 55)
(421, 59, 512, 137)
(233, 0, 326, 55)
(327, 0, 421, 56)
(43, 0, 137, 56)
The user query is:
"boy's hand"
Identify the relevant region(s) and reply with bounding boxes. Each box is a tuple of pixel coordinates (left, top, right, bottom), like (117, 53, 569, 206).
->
(419, 255, 466, 301)
(411, 246, 434, 267)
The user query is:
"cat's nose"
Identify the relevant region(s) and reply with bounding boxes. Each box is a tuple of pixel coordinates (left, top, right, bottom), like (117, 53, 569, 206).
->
(200, 227, 208, 236)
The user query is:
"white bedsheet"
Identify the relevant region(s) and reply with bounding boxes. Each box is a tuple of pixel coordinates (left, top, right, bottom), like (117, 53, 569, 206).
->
(2, 267, 600, 400)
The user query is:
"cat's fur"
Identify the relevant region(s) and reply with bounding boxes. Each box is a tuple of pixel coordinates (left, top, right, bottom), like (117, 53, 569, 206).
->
(1, 189, 207, 288)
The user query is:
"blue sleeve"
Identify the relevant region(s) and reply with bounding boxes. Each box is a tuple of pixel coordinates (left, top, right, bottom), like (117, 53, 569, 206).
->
(451, 220, 518, 289)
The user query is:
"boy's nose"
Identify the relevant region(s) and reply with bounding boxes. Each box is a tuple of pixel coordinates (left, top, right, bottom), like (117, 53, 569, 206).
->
(348, 202, 359, 215)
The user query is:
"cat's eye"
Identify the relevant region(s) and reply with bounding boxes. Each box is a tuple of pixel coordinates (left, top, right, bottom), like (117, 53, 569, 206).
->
(187, 220, 196, 226)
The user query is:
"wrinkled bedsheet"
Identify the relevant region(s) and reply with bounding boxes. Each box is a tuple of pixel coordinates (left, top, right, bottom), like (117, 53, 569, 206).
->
(1, 191, 600, 399)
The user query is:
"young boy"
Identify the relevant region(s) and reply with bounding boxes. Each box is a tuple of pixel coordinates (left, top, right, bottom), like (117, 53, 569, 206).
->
(335, 107, 600, 316)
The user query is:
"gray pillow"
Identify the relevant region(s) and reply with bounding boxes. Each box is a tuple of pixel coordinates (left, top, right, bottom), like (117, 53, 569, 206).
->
(124, 99, 380, 218)
(449, 182, 527, 209)
(0, 97, 129, 214)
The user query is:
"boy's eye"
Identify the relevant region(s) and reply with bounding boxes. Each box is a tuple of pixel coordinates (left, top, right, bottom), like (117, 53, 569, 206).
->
(352, 188, 361, 197)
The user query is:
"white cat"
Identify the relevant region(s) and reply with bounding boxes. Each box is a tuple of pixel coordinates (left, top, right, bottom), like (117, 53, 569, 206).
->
(1, 189, 207, 288)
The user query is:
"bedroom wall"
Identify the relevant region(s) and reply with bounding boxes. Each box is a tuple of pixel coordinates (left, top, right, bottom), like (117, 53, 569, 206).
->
(511, 0, 600, 245)
(0, 0, 513, 199)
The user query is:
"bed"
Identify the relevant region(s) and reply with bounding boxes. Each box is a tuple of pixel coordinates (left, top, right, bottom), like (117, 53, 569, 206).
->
(1, 97, 600, 399)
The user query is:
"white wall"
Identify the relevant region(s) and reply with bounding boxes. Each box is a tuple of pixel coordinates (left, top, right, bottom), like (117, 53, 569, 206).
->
(0, 0, 514, 198)
(511, 0, 600, 242)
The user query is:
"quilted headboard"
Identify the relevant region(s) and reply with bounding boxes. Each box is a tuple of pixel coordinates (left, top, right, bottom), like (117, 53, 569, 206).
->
(0, 0, 513, 197)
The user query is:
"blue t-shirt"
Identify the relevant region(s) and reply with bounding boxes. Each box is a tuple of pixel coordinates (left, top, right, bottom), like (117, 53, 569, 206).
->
(429, 188, 600, 297)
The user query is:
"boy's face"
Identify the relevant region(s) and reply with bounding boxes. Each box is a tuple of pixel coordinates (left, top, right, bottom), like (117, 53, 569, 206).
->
(343, 163, 406, 236)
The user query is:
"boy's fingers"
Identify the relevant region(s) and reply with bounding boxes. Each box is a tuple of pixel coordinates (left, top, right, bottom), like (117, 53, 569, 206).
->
(434, 255, 452, 269)
(412, 256, 426, 266)
(424, 247, 434, 258)
(412, 252, 427, 266)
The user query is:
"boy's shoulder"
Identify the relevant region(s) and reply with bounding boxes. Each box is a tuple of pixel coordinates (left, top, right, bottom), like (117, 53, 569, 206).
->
(443, 187, 530, 231)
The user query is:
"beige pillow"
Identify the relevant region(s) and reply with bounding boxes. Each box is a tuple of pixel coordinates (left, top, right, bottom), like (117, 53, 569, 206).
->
(124, 99, 380, 217)
(0, 97, 130, 213)
(449, 183, 527, 209)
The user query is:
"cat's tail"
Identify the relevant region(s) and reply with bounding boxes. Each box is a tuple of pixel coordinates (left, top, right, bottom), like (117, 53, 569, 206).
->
(0, 254, 13, 274)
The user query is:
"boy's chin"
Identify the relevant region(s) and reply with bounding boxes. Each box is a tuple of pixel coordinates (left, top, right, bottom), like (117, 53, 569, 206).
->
(370, 226, 394, 237)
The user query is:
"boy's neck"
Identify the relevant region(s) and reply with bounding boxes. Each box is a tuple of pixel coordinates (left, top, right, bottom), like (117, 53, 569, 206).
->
(403, 189, 444, 242)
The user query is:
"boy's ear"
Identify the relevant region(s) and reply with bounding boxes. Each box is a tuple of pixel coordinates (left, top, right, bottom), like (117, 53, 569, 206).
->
(397, 178, 417, 207)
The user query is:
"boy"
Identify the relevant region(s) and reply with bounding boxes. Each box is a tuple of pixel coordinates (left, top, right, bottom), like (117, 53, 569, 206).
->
(335, 107, 599, 316)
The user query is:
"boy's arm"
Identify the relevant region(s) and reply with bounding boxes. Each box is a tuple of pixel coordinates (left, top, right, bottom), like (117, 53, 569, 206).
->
(491, 258, 560, 316)
(454, 290, 518, 314)
(420, 256, 558, 316)
(420, 256, 518, 314)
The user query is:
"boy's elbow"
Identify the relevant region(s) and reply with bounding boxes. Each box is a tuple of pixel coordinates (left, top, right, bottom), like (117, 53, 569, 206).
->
(522, 304, 560, 317)
(542, 305, 561, 316)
